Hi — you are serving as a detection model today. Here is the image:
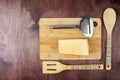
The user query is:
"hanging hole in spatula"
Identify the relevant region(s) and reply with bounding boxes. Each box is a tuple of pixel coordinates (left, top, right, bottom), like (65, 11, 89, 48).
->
(99, 65, 101, 68)
(93, 21, 98, 27)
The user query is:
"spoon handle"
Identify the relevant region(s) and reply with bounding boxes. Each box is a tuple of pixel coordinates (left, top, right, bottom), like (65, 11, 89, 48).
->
(106, 35, 112, 70)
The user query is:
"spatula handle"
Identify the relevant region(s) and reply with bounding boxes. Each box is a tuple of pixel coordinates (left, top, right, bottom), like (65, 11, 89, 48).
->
(73, 64, 103, 70)
(49, 25, 77, 29)
(106, 39, 112, 70)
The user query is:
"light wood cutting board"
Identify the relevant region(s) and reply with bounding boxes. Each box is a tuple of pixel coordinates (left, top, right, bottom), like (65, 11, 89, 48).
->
(39, 18, 101, 60)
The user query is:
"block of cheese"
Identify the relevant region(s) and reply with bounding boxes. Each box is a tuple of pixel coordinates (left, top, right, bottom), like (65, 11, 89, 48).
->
(58, 39, 89, 56)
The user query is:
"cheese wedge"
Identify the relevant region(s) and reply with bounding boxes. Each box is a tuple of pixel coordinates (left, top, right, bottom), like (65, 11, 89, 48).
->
(58, 39, 89, 56)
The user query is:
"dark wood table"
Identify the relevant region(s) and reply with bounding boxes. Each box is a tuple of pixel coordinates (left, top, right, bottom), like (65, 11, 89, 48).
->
(0, 0, 120, 80)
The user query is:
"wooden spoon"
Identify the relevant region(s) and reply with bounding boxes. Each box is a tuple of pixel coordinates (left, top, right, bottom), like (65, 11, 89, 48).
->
(103, 8, 116, 70)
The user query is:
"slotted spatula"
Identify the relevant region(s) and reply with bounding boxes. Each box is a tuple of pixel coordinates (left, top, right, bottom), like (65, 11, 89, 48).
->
(42, 61, 104, 74)
(103, 8, 116, 70)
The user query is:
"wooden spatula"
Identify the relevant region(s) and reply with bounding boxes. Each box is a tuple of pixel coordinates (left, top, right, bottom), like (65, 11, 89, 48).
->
(103, 8, 116, 70)
(42, 61, 104, 74)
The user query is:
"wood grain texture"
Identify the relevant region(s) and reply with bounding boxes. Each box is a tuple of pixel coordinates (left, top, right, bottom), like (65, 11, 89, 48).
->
(0, 0, 120, 80)
(39, 18, 102, 60)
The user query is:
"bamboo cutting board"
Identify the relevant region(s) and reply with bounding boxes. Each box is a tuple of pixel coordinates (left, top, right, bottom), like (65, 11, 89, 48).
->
(39, 18, 101, 60)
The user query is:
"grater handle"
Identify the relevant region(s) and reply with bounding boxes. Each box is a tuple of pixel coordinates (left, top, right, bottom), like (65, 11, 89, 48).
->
(49, 25, 77, 29)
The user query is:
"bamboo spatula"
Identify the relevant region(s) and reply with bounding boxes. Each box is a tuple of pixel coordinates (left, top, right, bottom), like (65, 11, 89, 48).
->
(42, 61, 104, 74)
(103, 8, 116, 70)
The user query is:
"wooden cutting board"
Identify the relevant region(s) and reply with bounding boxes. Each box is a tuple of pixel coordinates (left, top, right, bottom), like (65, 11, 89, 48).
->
(39, 18, 101, 60)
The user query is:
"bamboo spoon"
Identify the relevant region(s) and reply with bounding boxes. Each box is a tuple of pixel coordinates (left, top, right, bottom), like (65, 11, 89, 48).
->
(103, 8, 116, 70)
(42, 61, 104, 74)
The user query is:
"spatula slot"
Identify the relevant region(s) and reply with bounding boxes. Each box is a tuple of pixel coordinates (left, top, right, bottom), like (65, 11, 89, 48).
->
(47, 69, 56, 71)
(47, 64, 56, 66)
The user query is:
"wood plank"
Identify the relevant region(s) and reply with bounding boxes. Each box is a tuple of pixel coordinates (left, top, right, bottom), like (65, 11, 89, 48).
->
(1, 0, 120, 80)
